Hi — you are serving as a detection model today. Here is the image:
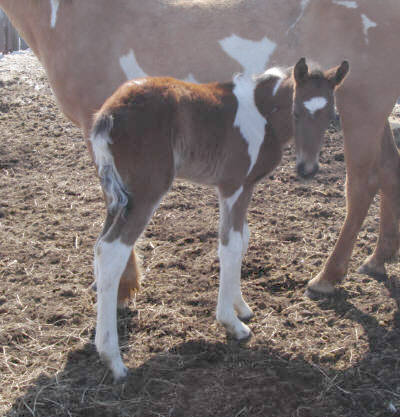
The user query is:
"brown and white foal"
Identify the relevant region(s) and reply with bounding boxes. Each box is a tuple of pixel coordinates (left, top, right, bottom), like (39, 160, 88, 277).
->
(91, 58, 349, 380)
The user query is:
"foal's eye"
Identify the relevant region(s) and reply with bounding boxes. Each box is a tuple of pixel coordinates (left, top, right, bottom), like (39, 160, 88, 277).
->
(293, 112, 300, 121)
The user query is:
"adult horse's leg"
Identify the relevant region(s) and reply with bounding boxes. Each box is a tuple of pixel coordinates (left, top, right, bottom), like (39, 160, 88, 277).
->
(358, 122, 400, 277)
(307, 89, 394, 295)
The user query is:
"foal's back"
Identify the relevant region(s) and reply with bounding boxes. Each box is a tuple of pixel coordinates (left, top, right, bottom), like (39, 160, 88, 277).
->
(97, 77, 250, 186)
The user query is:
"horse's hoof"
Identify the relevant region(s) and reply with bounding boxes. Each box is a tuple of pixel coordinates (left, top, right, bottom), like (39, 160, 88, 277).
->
(305, 287, 334, 300)
(90, 281, 97, 292)
(357, 263, 387, 280)
(238, 311, 255, 323)
(113, 365, 129, 383)
(306, 274, 336, 299)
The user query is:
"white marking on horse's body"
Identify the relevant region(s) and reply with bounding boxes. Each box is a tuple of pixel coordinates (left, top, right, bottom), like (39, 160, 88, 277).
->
(261, 67, 286, 96)
(184, 73, 199, 84)
(225, 186, 243, 211)
(303, 96, 328, 116)
(332, 0, 358, 8)
(219, 35, 276, 77)
(232, 74, 266, 175)
(90, 119, 128, 213)
(361, 14, 377, 45)
(287, 0, 311, 32)
(50, 0, 60, 28)
(119, 49, 147, 80)
(94, 238, 132, 380)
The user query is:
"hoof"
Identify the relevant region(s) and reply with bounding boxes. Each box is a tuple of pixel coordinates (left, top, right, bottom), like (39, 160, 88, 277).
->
(305, 287, 335, 300)
(90, 281, 97, 292)
(221, 320, 252, 341)
(357, 263, 387, 281)
(306, 274, 336, 299)
(238, 311, 255, 323)
(113, 366, 128, 384)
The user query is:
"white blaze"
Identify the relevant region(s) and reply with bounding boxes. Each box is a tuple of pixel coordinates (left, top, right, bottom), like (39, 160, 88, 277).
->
(361, 14, 377, 45)
(119, 49, 148, 80)
(219, 35, 277, 77)
(50, 0, 60, 28)
(232, 75, 266, 175)
(303, 96, 328, 116)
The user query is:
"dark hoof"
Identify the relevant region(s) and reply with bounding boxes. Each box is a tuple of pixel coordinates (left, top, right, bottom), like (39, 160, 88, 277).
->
(305, 287, 335, 300)
(357, 264, 387, 281)
(238, 312, 255, 323)
(90, 281, 97, 292)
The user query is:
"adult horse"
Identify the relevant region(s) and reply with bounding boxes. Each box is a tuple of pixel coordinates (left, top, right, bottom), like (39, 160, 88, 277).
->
(1, 0, 399, 299)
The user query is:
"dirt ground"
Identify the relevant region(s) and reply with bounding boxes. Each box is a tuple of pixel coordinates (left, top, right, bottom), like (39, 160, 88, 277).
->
(1, 51, 400, 417)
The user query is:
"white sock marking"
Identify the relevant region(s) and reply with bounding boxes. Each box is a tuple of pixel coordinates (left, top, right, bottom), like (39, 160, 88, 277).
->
(303, 96, 328, 116)
(95, 239, 132, 379)
(217, 228, 250, 338)
(232, 75, 266, 175)
(219, 34, 276, 77)
(120, 49, 148, 80)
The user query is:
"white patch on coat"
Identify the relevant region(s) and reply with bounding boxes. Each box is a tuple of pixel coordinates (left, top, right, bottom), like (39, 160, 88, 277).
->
(361, 14, 377, 45)
(184, 73, 199, 84)
(261, 67, 286, 96)
(119, 49, 147, 80)
(217, 228, 250, 339)
(219, 35, 277, 77)
(303, 96, 328, 116)
(232, 75, 266, 175)
(90, 128, 128, 213)
(50, 0, 60, 28)
(225, 186, 243, 211)
(94, 238, 132, 380)
(332, 0, 358, 8)
(287, 0, 311, 32)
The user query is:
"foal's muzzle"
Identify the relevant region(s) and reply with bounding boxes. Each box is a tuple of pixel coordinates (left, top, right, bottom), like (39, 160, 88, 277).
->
(296, 162, 319, 179)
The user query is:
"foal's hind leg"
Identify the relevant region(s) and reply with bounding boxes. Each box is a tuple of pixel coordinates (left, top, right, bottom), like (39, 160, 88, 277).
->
(358, 122, 400, 277)
(216, 185, 254, 339)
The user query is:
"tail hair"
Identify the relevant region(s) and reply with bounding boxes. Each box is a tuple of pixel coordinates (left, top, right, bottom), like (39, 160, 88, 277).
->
(90, 113, 129, 214)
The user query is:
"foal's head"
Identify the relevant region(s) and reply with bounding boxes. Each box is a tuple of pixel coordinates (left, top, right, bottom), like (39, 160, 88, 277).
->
(292, 58, 349, 178)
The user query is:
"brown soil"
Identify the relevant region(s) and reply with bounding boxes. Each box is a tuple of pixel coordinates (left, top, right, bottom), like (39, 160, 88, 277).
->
(1, 51, 400, 417)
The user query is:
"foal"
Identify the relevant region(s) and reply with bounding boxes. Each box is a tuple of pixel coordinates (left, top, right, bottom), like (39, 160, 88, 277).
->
(91, 57, 349, 379)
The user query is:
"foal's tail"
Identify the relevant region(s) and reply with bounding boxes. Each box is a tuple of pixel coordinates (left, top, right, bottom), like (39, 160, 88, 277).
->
(90, 113, 129, 214)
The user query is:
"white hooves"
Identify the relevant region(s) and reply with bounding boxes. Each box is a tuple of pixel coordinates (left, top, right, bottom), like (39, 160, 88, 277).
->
(98, 351, 128, 382)
(217, 311, 252, 340)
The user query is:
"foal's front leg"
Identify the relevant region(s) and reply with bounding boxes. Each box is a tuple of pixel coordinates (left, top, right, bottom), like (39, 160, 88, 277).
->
(216, 185, 254, 339)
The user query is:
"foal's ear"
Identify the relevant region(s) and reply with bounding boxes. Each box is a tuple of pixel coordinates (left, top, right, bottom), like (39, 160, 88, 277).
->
(293, 57, 309, 85)
(327, 60, 350, 88)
